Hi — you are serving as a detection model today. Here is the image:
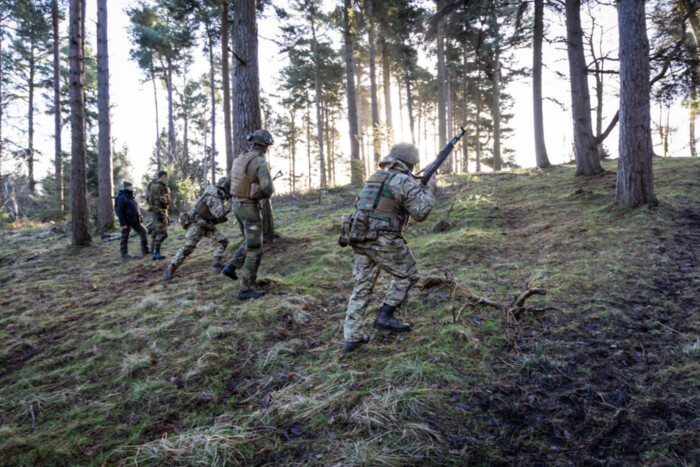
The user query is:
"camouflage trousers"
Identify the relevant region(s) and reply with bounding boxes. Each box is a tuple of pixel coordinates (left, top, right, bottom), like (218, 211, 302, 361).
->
(344, 235, 419, 342)
(170, 223, 229, 272)
(150, 209, 169, 250)
(226, 202, 263, 292)
(120, 223, 149, 256)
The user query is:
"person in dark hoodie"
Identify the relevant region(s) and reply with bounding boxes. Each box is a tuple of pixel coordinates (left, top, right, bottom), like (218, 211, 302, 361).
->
(115, 181, 149, 259)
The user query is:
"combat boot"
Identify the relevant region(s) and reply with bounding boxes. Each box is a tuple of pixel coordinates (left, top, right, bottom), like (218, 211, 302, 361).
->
(141, 243, 150, 256)
(163, 265, 175, 281)
(222, 264, 238, 280)
(152, 248, 166, 260)
(373, 304, 411, 333)
(212, 258, 225, 272)
(343, 335, 369, 353)
(121, 252, 132, 259)
(237, 289, 266, 300)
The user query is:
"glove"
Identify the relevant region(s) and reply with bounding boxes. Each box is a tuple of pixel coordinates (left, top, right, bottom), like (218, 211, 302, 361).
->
(426, 175, 438, 190)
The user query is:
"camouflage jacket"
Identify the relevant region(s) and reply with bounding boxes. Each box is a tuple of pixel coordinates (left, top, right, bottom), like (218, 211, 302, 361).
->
(373, 156, 435, 223)
(195, 186, 232, 223)
(148, 180, 171, 212)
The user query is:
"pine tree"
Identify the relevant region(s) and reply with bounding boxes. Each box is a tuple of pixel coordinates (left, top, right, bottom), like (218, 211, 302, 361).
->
(96, 0, 114, 233)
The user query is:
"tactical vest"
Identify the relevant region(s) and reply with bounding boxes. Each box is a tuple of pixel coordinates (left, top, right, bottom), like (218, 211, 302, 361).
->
(230, 150, 260, 200)
(194, 187, 225, 222)
(356, 170, 406, 231)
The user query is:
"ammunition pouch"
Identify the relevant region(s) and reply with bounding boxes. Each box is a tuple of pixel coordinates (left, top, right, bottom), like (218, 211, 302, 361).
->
(339, 210, 380, 247)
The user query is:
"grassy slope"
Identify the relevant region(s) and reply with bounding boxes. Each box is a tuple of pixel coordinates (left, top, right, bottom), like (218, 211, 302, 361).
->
(0, 158, 698, 465)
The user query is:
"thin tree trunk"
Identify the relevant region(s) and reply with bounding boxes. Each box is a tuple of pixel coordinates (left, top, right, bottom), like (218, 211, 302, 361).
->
(0, 22, 3, 203)
(222, 2, 233, 173)
(615, 0, 656, 207)
(97, 0, 114, 233)
(476, 74, 482, 173)
(231, 22, 238, 158)
(356, 60, 365, 171)
(403, 55, 415, 144)
(436, 0, 447, 151)
(565, 0, 603, 176)
(446, 68, 454, 172)
(462, 44, 469, 173)
(291, 108, 297, 192)
(52, 1, 64, 214)
(343, 0, 362, 185)
(151, 60, 161, 171)
(691, 66, 698, 157)
(209, 35, 216, 184)
(203, 114, 208, 183)
(28, 45, 35, 193)
(310, 18, 327, 188)
(167, 57, 175, 164)
(533, 0, 550, 168)
(306, 98, 312, 188)
(491, 9, 502, 172)
(182, 70, 189, 163)
(380, 37, 393, 135)
(367, 0, 380, 164)
(70, 0, 91, 245)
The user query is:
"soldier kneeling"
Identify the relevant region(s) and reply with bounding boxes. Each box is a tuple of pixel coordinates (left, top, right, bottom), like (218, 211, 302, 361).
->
(164, 177, 231, 280)
(339, 143, 437, 352)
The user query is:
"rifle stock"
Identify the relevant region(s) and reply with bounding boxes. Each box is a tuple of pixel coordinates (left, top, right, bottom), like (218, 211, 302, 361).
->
(421, 126, 467, 186)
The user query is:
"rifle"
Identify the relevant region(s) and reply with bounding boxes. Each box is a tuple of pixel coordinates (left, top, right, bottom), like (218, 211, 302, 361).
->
(421, 126, 468, 186)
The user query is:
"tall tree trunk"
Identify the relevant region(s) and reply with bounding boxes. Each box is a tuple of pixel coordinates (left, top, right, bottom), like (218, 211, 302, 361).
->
(182, 70, 189, 163)
(462, 49, 469, 173)
(533, 0, 550, 168)
(367, 0, 380, 164)
(565, 0, 603, 176)
(231, 22, 238, 158)
(28, 45, 35, 193)
(0, 23, 3, 204)
(446, 68, 454, 172)
(356, 60, 365, 171)
(97, 0, 114, 233)
(70, 0, 90, 245)
(691, 66, 698, 157)
(615, 0, 656, 207)
(343, 0, 362, 186)
(436, 0, 447, 151)
(291, 109, 297, 192)
(234, 0, 273, 238)
(476, 75, 482, 173)
(167, 57, 175, 164)
(310, 18, 327, 188)
(209, 35, 216, 184)
(151, 60, 161, 171)
(52, 1, 64, 214)
(306, 98, 312, 189)
(491, 9, 502, 172)
(222, 2, 233, 173)
(380, 37, 393, 136)
(203, 113, 208, 183)
(403, 52, 415, 144)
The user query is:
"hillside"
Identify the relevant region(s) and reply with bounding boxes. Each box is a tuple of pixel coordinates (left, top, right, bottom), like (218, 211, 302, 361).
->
(1, 158, 698, 465)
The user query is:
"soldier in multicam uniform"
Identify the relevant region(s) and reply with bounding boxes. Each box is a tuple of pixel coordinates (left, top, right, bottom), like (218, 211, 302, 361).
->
(163, 177, 232, 281)
(147, 170, 171, 260)
(221, 129, 275, 300)
(340, 142, 438, 352)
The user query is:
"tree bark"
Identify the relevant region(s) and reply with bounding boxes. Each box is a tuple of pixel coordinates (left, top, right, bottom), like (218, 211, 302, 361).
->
(0, 22, 3, 203)
(222, 2, 233, 174)
(209, 34, 216, 184)
(151, 59, 161, 172)
(167, 57, 175, 164)
(533, 0, 550, 168)
(462, 44, 469, 173)
(70, 0, 91, 245)
(446, 67, 454, 172)
(367, 0, 380, 164)
(691, 65, 698, 157)
(565, 0, 603, 176)
(234, 0, 273, 238)
(52, 1, 64, 214)
(28, 44, 36, 193)
(380, 37, 393, 135)
(97, 0, 114, 233)
(343, 0, 362, 186)
(310, 17, 327, 188)
(615, 0, 656, 207)
(491, 8, 502, 172)
(403, 51, 415, 144)
(436, 0, 447, 151)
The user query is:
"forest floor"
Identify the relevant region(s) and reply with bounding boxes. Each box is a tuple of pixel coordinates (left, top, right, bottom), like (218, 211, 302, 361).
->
(0, 158, 698, 466)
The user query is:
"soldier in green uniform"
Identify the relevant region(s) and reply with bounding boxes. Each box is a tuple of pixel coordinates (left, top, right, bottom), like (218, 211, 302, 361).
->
(163, 177, 232, 281)
(147, 170, 171, 260)
(221, 129, 275, 300)
(340, 142, 437, 352)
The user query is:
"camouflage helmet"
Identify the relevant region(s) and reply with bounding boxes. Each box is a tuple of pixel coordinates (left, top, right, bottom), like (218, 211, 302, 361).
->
(216, 177, 228, 188)
(122, 181, 134, 191)
(247, 129, 274, 147)
(388, 142, 420, 168)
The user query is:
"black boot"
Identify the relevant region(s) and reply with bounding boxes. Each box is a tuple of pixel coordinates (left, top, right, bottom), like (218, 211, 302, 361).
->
(343, 335, 369, 353)
(121, 252, 132, 259)
(222, 264, 238, 280)
(152, 248, 166, 260)
(373, 304, 411, 333)
(237, 289, 266, 300)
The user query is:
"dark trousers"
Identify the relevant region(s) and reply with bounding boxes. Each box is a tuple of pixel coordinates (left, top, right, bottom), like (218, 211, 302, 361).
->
(120, 223, 149, 256)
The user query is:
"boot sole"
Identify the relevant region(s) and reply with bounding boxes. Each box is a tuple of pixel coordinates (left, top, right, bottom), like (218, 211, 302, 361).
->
(373, 322, 412, 333)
